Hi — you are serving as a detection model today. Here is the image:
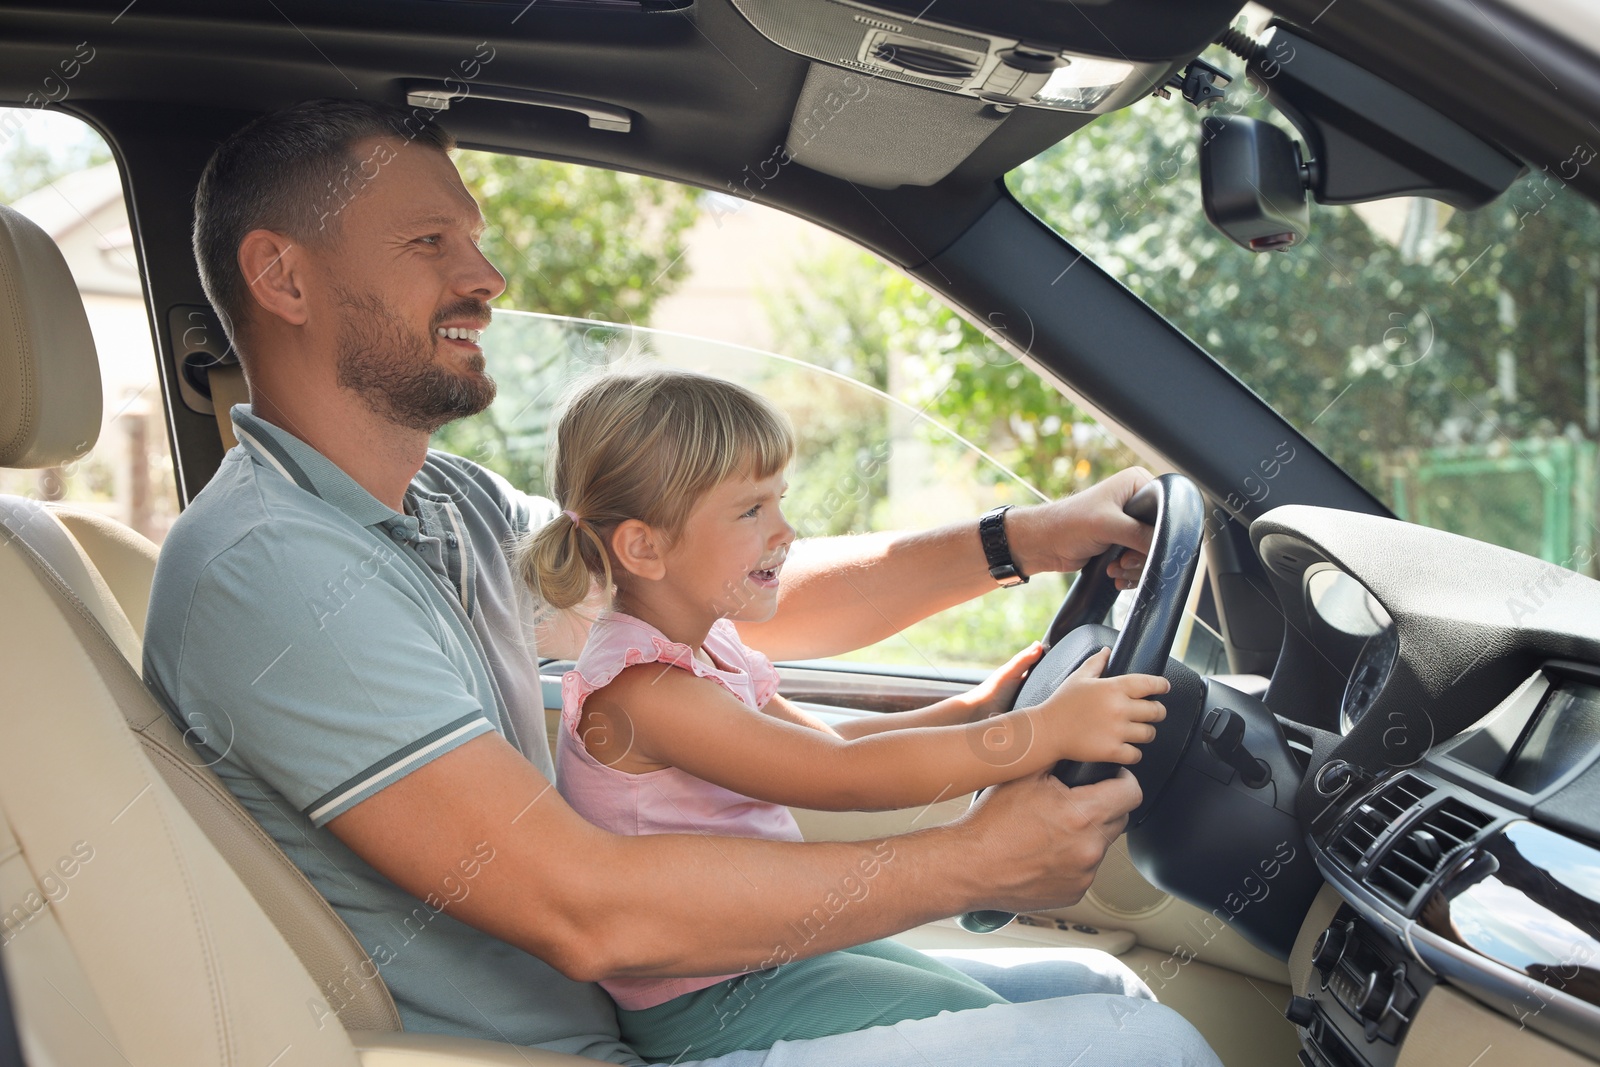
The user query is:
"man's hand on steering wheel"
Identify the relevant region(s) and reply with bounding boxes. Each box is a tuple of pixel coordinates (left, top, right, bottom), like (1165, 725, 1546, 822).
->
(957, 768, 1142, 914)
(1003, 466, 1157, 590)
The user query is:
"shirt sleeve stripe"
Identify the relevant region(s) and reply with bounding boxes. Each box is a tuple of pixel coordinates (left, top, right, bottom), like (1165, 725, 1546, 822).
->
(304, 712, 495, 824)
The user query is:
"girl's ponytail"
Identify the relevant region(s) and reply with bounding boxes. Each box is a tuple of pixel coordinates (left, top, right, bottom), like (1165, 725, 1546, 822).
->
(516, 509, 613, 611)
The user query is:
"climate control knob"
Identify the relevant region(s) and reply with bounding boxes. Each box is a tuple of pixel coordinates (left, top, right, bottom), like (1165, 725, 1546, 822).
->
(1311, 920, 1353, 974)
(1357, 968, 1392, 1022)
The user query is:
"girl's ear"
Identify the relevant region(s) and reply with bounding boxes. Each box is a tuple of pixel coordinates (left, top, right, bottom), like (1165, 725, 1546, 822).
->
(610, 519, 667, 581)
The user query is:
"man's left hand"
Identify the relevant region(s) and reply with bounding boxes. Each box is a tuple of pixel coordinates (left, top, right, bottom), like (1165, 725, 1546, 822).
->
(1005, 466, 1156, 590)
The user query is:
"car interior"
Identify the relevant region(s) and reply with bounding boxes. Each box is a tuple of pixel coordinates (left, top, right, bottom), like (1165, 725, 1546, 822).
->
(2, 1, 1600, 1065)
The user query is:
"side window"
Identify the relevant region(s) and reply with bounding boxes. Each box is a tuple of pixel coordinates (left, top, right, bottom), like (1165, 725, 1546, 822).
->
(434, 150, 1220, 672)
(0, 108, 178, 542)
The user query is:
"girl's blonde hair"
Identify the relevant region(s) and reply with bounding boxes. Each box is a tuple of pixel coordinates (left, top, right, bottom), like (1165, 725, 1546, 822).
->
(517, 366, 795, 610)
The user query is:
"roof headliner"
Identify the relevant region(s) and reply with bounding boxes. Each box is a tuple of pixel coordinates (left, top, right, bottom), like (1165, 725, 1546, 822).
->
(0, 0, 1128, 267)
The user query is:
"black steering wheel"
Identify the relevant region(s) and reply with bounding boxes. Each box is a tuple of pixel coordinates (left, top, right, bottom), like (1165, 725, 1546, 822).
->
(958, 473, 1207, 933)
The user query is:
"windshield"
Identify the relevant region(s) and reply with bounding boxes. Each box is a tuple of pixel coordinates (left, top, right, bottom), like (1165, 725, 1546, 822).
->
(1009, 77, 1600, 577)
(435, 310, 1226, 675)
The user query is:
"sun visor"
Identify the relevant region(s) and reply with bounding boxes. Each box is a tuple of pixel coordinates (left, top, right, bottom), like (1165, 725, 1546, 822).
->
(781, 65, 1007, 188)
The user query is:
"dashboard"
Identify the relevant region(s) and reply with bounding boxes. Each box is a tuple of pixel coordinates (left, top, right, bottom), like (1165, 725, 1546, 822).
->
(1245, 505, 1600, 1067)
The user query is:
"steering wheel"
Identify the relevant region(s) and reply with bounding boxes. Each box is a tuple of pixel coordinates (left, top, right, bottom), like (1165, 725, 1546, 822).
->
(958, 473, 1207, 933)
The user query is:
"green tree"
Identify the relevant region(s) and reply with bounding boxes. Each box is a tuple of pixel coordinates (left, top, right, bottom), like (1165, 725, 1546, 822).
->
(759, 247, 894, 537)
(1007, 72, 1600, 551)
(430, 152, 701, 492)
(761, 232, 1143, 670)
(762, 243, 1140, 524)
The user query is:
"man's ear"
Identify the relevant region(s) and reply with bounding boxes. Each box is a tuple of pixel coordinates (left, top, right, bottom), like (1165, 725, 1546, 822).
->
(237, 229, 309, 328)
(610, 519, 667, 581)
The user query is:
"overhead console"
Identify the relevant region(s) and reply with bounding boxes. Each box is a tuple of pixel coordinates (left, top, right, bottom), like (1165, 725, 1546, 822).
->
(724, 0, 1240, 187)
(728, 0, 1231, 116)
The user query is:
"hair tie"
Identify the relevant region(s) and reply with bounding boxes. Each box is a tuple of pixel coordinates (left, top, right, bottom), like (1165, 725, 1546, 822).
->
(562, 509, 582, 527)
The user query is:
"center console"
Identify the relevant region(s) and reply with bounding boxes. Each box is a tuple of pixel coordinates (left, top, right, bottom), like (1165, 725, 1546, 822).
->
(1293, 662, 1600, 1066)
(1291, 906, 1434, 1066)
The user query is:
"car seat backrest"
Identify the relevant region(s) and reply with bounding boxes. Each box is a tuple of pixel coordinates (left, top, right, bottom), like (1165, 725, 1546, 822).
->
(0, 497, 142, 665)
(0, 201, 400, 1035)
(47, 502, 158, 645)
(0, 502, 400, 1030)
(0, 513, 362, 1067)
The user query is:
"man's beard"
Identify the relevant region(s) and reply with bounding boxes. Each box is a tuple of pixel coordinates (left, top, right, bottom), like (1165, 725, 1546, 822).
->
(332, 285, 497, 433)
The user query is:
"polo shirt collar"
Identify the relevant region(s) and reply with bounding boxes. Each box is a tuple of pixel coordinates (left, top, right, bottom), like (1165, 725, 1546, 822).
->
(230, 404, 402, 529)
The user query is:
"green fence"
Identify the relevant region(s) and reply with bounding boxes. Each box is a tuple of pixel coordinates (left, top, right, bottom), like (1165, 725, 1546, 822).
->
(1388, 436, 1597, 575)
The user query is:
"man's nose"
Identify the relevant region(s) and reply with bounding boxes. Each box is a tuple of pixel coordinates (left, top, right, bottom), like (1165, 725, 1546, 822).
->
(459, 241, 507, 302)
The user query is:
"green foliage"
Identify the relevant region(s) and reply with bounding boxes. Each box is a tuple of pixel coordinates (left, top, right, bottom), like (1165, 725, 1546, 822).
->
(834, 577, 1068, 671)
(759, 194, 1144, 668)
(1007, 80, 1600, 526)
(430, 154, 701, 492)
(759, 248, 893, 536)
(460, 151, 700, 323)
(761, 243, 1140, 512)
(762, 362, 890, 538)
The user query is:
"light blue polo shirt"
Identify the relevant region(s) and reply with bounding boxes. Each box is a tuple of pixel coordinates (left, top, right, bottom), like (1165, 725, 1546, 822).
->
(143, 405, 638, 1064)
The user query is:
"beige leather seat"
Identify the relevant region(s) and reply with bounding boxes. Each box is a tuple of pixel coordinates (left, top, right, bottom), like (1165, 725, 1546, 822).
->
(0, 202, 596, 1064)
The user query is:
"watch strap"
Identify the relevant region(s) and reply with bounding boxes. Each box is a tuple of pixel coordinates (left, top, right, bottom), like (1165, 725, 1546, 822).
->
(978, 505, 1028, 587)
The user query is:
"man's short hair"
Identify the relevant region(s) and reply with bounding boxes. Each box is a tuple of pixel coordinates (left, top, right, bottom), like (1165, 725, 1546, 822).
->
(192, 98, 455, 347)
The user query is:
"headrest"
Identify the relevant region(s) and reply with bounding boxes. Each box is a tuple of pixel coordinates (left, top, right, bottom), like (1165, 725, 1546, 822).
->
(0, 201, 102, 468)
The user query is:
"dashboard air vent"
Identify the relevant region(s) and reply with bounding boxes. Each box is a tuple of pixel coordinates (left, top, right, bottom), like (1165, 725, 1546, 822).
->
(1329, 773, 1435, 870)
(1369, 797, 1494, 911)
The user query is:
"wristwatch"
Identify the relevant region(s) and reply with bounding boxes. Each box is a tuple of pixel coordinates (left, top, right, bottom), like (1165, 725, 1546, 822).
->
(978, 505, 1028, 587)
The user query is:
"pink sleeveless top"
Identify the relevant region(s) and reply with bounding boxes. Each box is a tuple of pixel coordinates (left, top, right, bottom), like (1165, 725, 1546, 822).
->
(556, 611, 803, 1010)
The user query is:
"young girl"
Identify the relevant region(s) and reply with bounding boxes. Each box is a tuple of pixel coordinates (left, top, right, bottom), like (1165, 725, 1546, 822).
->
(518, 367, 1168, 1062)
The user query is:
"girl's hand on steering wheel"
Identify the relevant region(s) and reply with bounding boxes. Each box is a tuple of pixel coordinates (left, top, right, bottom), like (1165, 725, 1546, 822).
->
(960, 641, 1046, 720)
(1036, 647, 1169, 765)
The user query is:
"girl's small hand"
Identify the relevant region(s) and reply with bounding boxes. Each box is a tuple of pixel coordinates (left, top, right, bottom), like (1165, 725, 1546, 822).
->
(1037, 647, 1169, 765)
(963, 641, 1046, 720)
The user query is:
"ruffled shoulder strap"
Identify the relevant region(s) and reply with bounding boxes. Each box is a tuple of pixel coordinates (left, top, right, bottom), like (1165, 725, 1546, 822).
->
(704, 618, 780, 708)
(561, 613, 763, 732)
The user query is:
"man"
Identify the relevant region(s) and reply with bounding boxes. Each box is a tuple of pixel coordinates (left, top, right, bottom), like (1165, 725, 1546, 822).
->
(144, 98, 1220, 1066)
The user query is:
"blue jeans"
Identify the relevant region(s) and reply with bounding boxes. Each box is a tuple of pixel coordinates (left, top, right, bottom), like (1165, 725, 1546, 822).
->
(670, 946, 1222, 1066)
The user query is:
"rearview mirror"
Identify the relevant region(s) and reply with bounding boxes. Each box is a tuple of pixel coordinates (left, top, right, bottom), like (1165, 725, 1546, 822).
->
(1199, 115, 1310, 252)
